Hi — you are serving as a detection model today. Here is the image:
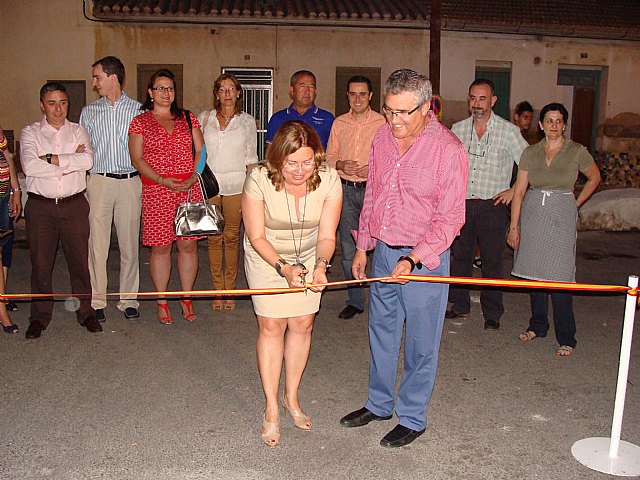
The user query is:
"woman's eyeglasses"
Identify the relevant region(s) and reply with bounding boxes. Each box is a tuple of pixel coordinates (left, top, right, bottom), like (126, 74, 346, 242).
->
(151, 86, 175, 93)
(284, 160, 314, 172)
(218, 87, 238, 95)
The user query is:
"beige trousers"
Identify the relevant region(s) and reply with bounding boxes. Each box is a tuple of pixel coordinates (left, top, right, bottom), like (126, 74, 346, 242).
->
(87, 174, 142, 310)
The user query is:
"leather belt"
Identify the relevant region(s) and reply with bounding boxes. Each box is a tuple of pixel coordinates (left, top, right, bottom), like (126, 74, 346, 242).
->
(95, 171, 140, 180)
(28, 191, 85, 205)
(341, 178, 367, 188)
(467, 198, 490, 202)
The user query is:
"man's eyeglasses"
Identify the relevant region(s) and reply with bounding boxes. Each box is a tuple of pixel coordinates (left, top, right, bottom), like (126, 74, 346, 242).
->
(468, 129, 491, 158)
(382, 104, 421, 118)
(151, 86, 175, 93)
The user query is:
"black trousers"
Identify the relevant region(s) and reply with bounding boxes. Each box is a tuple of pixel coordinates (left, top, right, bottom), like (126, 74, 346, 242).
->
(25, 193, 95, 327)
(449, 199, 508, 321)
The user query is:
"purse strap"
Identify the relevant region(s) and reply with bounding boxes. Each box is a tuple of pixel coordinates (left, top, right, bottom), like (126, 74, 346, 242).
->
(184, 110, 196, 160)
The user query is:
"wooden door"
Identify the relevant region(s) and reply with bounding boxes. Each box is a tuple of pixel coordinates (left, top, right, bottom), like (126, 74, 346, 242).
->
(571, 88, 595, 149)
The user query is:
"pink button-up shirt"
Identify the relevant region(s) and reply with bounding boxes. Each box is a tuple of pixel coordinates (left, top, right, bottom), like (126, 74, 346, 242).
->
(325, 108, 386, 182)
(20, 118, 93, 198)
(356, 111, 468, 270)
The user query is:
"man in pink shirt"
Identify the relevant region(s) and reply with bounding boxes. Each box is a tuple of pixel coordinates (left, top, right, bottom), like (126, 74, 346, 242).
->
(326, 75, 385, 320)
(339, 69, 468, 447)
(20, 82, 101, 339)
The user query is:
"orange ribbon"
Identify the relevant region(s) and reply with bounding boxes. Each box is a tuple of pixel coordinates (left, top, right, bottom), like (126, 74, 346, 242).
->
(0, 274, 636, 301)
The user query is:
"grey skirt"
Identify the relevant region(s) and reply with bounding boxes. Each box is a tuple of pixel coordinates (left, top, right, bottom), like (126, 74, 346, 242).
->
(512, 188, 577, 282)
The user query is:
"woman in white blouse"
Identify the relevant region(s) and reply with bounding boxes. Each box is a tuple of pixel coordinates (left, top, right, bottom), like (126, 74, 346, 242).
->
(198, 74, 259, 311)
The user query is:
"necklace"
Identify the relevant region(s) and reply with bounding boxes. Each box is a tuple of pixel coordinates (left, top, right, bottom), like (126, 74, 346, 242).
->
(285, 186, 308, 270)
(217, 111, 234, 126)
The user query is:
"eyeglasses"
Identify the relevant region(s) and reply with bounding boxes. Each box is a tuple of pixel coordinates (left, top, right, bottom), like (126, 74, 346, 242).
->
(468, 129, 491, 158)
(217, 87, 237, 95)
(283, 160, 315, 172)
(382, 104, 421, 118)
(151, 86, 174, 93)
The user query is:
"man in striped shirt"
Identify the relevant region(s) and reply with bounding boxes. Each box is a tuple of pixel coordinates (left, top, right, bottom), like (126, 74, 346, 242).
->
(447, 79, 528, 329)
(339, 69, 468, 448)
(80, 56, 142, 321)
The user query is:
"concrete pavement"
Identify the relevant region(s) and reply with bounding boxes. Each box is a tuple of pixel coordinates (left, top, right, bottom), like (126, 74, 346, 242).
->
(1, 226, 639, 480)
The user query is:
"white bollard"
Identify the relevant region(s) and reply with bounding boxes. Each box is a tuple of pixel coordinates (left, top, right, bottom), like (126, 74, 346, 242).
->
(572, 275, 640, 476)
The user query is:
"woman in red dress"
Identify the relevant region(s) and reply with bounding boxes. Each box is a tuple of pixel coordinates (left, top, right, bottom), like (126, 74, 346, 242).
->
(128, 69, 205, 324)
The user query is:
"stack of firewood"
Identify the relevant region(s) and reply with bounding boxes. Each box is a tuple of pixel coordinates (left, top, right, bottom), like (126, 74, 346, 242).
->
(595, 152, 640, 189)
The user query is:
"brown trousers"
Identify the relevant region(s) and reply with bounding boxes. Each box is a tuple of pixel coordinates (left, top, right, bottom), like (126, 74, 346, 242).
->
(25, 193, 95, 327)
(207, 193, 243, 290)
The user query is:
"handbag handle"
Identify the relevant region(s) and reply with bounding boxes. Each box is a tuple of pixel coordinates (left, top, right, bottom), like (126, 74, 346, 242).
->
(186, 172, 207, 203)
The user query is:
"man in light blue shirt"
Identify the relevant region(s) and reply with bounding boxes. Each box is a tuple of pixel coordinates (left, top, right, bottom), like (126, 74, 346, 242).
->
(266, 70, 334, 150)
(80, 56, 142, 321)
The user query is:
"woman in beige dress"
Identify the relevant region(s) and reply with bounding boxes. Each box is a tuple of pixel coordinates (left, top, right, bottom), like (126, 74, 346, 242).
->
(242, 120, 342, 446)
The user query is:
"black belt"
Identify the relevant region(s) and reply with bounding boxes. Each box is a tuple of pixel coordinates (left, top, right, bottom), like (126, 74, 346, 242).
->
(467, 198, 490, 202)
(95, 171, 140, 180)
(341, 178, 367, 188)
(388, 245, 415, 250)
(28, 191, 85, 205)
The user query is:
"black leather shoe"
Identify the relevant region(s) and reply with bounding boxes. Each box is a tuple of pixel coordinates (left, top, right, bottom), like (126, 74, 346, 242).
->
(445, 309, 470, 319)
(380, 424, 426, 448)
(338, 305, 364, 319)
(95, 309, 106, 322)
(124, 307, 140, 319)
(25, 321, 45, 339)
(82, 317, 103, 333)
(484, 319, 500, 330)
(340, 407, 392, 428)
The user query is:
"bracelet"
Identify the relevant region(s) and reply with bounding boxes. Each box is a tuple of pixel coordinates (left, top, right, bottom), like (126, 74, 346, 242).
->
(156, 175, 163, 185)
(314, 257, 331, 269)
(508, 226, 519, 232)
(275, 259, 288, 277)
(397, 255, 421, 273)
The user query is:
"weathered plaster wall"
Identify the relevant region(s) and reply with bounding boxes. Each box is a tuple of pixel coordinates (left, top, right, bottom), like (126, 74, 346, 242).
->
(1, 0, 638, 154)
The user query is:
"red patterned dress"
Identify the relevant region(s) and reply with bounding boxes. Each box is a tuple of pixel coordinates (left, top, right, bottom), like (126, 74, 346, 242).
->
(128, 110, 205, 246)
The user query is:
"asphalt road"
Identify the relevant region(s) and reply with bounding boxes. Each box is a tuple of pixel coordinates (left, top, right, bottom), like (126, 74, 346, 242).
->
(1, 227, 639, 480)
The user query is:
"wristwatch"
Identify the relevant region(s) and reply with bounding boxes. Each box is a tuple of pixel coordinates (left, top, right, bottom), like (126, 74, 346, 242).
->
(45, 153, 52, 164)
(397, 255, 422, 273)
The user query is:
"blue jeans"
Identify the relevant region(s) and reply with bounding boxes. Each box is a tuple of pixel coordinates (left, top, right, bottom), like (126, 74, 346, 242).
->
(529, 290, 576, 348)
(364, 242, 449, 431)
(338, 183, 366, 310)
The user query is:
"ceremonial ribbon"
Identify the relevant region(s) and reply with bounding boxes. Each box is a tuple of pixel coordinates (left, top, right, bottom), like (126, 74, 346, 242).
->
(1, 274, 636, 301)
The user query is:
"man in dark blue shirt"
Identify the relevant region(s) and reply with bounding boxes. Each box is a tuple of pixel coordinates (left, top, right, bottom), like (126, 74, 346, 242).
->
(266, 70, 334, 150)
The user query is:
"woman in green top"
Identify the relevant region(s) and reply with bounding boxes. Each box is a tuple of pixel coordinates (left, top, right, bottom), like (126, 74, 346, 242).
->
(507, 103, 601, 357)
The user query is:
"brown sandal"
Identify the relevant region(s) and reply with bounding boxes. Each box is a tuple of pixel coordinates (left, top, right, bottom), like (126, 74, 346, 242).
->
(212, 299, 224, 312)
(223, 299, 236, 311)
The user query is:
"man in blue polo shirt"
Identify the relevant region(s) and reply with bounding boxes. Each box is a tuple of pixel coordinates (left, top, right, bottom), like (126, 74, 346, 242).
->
(266, 70, 334, 150)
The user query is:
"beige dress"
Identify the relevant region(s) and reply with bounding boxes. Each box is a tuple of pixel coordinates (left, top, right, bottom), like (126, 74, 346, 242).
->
(243, 165, 342, 317)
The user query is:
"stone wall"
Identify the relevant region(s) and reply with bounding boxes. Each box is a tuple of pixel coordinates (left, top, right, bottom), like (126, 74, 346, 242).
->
(595, 152, 640, 189)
